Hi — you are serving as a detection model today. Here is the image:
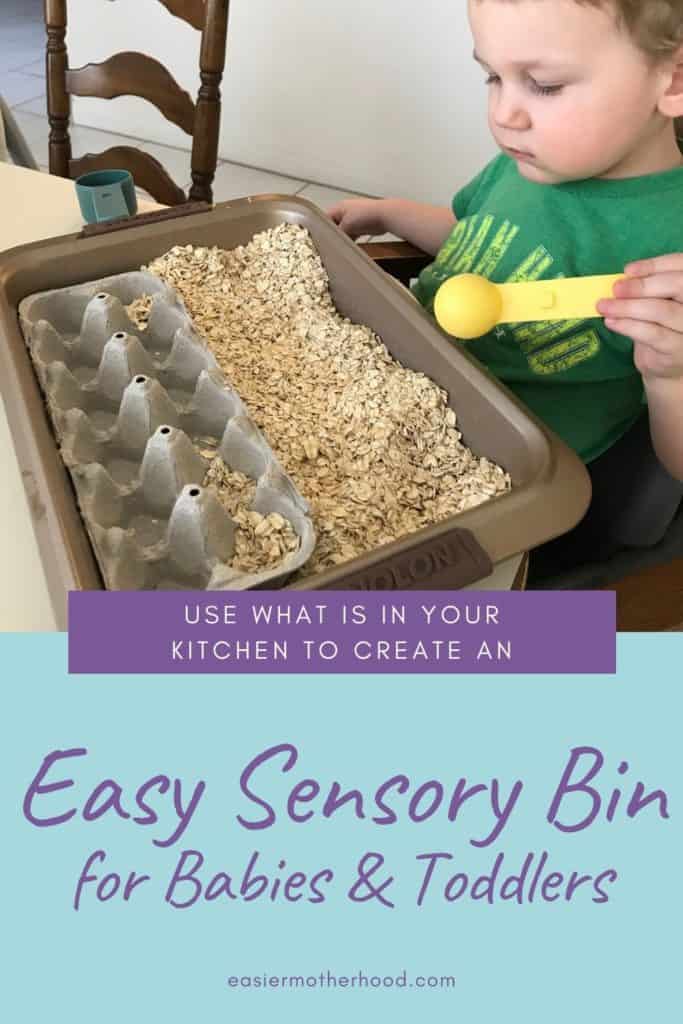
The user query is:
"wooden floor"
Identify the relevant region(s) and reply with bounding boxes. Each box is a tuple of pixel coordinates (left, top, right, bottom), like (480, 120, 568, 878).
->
(603, 557, 683, 631)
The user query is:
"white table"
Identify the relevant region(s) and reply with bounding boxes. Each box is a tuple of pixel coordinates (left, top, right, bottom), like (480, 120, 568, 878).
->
(0, 164, 162, 630)
(0, 163, 523, 631)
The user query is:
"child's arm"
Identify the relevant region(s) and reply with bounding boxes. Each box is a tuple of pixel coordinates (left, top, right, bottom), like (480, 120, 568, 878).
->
(597, 255, 683, 481)
(328, 198, 456, 256)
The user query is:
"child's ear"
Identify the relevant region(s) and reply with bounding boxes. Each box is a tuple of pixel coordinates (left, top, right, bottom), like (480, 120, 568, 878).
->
(658, 46, 683, 118)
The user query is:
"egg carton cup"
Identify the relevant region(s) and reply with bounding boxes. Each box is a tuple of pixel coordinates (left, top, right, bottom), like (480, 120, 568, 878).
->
(18, 271, 315, 591)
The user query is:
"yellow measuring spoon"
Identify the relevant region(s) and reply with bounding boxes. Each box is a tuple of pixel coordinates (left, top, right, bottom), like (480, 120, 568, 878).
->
(433, 272, 623, 340)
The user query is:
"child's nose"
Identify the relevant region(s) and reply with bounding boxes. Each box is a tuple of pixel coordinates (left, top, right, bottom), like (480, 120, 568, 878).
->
(492, 92, 532, 131)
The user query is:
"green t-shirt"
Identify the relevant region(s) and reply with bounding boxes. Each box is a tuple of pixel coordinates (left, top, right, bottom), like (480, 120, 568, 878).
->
(413, 154, 683, 462)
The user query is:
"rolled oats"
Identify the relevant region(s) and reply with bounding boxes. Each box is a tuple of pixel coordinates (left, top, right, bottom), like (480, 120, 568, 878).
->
(140, 224, 511, 579)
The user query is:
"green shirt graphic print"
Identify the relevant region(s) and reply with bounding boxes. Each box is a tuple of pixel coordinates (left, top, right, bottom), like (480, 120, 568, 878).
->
(413, 154, 683, 462)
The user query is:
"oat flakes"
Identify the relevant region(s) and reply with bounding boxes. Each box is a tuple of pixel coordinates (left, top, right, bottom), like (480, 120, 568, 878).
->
(137, 224, 511, 579)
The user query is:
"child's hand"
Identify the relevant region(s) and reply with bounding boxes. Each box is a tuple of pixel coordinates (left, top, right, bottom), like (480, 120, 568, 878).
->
(327, 198, 388, 239)
(596, 255, 683, 380)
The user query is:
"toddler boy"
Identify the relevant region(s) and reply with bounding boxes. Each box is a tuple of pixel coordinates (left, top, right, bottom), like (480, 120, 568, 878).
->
(330, 0, 683, 484)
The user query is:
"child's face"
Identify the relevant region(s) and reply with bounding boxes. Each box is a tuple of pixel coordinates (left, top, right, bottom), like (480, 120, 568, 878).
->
(468, 0, 674, 182)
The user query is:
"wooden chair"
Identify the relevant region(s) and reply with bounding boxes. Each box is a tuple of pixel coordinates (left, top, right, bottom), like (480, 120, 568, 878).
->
(45, 0, 230, 205)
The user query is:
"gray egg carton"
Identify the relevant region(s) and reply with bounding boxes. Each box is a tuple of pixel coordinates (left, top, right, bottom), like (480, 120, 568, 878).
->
(18, 270, 315, 590)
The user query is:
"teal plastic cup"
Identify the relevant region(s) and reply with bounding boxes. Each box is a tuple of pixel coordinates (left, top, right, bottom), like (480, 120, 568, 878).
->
(74, 169, 138, 224)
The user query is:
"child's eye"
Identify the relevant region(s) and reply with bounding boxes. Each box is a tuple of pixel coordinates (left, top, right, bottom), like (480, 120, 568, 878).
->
(484, 72, 562, 96)
(528, 78, 564, 96)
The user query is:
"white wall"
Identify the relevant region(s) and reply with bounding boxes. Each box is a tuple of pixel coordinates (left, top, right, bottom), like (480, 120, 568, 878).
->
(68, 0, 496, 205)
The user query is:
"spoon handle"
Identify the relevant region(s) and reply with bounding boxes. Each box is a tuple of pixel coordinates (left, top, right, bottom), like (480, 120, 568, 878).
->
(496, 273, 623, 323)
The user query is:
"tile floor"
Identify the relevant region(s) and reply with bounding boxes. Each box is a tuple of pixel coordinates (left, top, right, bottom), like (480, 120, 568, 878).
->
(0, 0, 396, 239)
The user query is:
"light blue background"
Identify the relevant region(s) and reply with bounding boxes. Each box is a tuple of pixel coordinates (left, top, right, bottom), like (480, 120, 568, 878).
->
(1, 633, 680, 1022)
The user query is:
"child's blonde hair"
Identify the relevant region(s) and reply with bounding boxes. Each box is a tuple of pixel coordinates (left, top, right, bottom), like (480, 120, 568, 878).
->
(478, 1, 683, 58)
(591, 0, 683, 58)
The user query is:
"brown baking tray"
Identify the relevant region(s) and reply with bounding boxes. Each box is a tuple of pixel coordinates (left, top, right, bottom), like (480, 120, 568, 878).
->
(0, 197, 591, 627)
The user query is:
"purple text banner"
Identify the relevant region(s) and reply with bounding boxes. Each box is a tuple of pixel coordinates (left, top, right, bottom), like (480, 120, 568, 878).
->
(68, 591, 616, 674)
